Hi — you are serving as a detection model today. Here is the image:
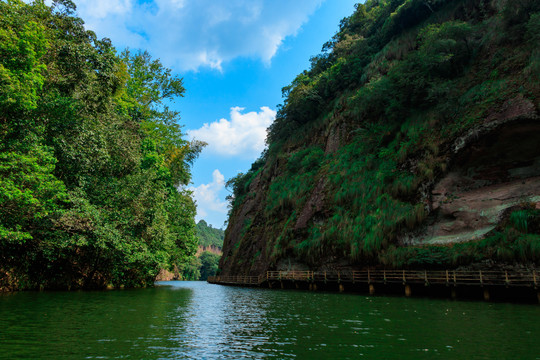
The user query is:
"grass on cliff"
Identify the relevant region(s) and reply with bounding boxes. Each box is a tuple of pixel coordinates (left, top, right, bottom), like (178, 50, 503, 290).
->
(380, 206, 540, 268)
(223, 0, 540, 271)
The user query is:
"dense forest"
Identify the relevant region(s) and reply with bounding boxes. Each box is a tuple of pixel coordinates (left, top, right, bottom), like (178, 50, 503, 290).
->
(177, 220, 222, 281)
(196, 220, 225, 249)
(180, 250, 221, 281)
(221, 0, 540, 276)
(0, 0, 204, 290)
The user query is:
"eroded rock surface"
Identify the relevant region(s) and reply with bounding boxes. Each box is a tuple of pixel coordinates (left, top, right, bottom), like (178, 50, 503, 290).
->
(413, 119, 540, 244)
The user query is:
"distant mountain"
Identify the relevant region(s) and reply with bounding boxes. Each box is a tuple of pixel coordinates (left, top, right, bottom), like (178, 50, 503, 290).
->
(196, 220, 225, 249)
(174, 221, 223, 281)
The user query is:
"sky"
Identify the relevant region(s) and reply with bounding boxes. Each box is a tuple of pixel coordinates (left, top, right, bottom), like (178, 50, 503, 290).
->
(72, 0, 359, 228)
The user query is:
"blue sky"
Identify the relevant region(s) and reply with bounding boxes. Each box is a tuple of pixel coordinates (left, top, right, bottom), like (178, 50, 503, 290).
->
(73, 0, 358, 228)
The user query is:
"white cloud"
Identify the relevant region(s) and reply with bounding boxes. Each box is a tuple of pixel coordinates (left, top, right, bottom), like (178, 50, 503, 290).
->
(189, 169, 228, 220)
(79, 0, 132, 19)
(188, 106, 276, 158)
(73, 0, 324, 71)
(169, 0, 186, 10)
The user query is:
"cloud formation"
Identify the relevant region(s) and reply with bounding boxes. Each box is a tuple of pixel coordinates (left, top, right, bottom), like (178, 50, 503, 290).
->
(189, 169, 228, 221)
(80, 0, 132, 18)
(188, 106, 276, 158)
(73, 0, 324, 71)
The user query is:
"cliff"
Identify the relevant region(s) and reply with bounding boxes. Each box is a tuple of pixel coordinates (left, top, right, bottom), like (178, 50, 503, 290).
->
(219, 0, 540, 276)
(196, 245, 223, 256)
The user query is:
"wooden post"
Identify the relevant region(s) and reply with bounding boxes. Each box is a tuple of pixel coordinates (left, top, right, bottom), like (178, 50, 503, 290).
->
(405, 284, 412, 297)
(383, 269, 387, 284)
(483, 288, 490, 301)
(369, 284, 375, 295)
(403, 270, 406, 285)
(505, 270, 509, 287)
(533, 270, 538, 289)
(424, 270, 428, 286)
(339, 284, 345, 293)
(479, 270, 483, 286)
(368, 268, 371, 284)
(446, 270, 449, 286)
(453, 271, 457, 286)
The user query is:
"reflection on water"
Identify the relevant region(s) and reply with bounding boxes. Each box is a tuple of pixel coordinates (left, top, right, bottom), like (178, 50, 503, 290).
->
(1, 281, 539, 359)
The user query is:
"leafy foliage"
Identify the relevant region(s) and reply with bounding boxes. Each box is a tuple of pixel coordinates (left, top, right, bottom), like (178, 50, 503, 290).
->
(196, 220, 225, 248)
(225, 154, 266, 215)
(0, 0, 202, 290)
(199, 251, 220, 280)
(179, 256, 201, 281)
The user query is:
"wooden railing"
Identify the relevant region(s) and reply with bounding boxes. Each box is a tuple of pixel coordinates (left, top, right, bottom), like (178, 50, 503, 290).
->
(207, 275, 262, 285)
(208, 269, 539, 288)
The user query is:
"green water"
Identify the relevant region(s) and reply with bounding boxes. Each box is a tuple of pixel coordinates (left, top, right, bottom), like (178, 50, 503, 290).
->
(1, 282, 539, 359)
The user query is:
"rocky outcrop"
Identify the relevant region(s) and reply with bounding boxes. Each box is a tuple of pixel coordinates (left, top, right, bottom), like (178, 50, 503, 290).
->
(219, 1, 540, 276)
(196, 245, 222, 256)
(408, 98, 540, 245)
(295, 178, 327, 230)
(221, 111, 540, 275)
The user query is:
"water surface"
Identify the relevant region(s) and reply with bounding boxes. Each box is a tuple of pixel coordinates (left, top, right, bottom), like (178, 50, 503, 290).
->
(1, 281, 539, 359)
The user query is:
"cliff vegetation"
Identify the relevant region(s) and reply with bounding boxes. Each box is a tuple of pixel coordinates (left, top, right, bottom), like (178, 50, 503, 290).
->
(196, 220, 225, 249)
(221, 0, 540, 276)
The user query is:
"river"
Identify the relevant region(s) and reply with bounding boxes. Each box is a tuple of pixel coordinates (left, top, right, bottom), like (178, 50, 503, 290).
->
(1, 281, 539, 359)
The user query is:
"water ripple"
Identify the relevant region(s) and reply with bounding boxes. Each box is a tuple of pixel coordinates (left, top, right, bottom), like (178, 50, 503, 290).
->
(1, 281, 540, 359)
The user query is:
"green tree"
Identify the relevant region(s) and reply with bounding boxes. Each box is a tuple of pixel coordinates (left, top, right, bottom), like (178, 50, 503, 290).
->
(199, 251, 220, 281)
(196, 220, 225, 248)
(180, 256, 201, 281)
(0, 0, 202, 290)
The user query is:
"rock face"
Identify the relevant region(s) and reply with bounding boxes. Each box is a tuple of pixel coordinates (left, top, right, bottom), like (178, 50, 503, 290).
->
(220, 98, 540, 276)
(410, 102, 540, 244)
(196, 245, 222, 256)
(219, 1, 540, 276)
(220, 171, 272, 276)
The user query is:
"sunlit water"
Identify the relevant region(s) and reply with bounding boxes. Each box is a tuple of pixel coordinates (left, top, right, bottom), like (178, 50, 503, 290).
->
(1, 281, 539, 359)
